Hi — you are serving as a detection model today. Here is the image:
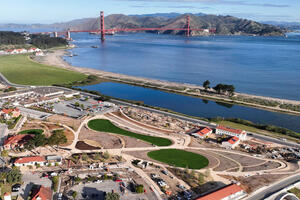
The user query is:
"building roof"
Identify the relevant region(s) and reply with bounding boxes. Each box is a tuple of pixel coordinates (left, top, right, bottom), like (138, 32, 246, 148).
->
(31, 185, 53, 200)
(4, 134, 33, 146)
(1, 108, 19, 114)
(14, 156, 45, 164)
(228, 136, 240, 144)
(217, 125, 245, 134)
(195, 184, 244, 200)
(196, 127, 212, 137)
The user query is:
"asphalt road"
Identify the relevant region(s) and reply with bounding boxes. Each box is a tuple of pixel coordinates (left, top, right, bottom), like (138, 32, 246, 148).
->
(245, 174, 300, 200)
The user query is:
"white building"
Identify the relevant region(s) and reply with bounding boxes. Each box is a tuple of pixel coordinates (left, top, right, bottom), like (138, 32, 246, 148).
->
(216, 125, 247, 140)
(14, 156, 46, 167)
(222, 136, 240, 149)
(191, 127, 213, 139)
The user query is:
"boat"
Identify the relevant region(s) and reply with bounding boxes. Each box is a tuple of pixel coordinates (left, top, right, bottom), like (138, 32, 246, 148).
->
(91, 46, 99, 48)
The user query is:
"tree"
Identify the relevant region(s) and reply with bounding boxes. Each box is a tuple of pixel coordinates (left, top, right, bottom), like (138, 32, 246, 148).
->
(105, 192, 120, 200)
(72, 191, 77, 200)
(74, 102, 80, 107)
(1, 150, 8, 157)
(103, 151, 110, 160)
(48, 130, 67, 146)
(203, 80, 210, 91)
(135, 184, 144, 193)
(6, 167, 22, 184)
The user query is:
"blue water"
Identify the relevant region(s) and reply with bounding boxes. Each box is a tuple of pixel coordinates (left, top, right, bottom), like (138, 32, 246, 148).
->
(65, 32, 300, 100)
(79, 82, 300, 132)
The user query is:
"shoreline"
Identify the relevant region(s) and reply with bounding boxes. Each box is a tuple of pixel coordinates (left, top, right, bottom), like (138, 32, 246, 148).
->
(34, 49, 300, 116)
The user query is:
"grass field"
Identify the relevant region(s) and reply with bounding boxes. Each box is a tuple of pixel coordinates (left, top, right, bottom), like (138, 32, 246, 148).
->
(88, 119, 172, 146)
(19, 129, 44, 135)
(147, 149, 209, 169)
(0, 55, 87, 85)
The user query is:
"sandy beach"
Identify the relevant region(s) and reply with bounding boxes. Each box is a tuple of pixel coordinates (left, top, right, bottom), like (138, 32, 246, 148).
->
(34, 49, 300, 115)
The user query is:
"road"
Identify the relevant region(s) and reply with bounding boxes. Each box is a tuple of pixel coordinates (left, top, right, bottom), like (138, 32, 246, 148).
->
(0, 72, 28, 88)
(245, 173, 300, 200)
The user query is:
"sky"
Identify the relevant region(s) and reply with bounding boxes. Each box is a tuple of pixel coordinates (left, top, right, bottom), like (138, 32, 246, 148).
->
(0, 0, 299, 24)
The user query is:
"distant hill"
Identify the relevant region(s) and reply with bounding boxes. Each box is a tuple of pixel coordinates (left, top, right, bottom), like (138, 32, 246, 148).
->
(0, 13, 286, 36)
(262, 21, 300, 30)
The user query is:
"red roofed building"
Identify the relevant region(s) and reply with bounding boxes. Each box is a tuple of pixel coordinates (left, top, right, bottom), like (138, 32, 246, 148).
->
(192, 127, 213, 139)
(30, 185, 53, 200)
(195, 183, 247, 200)
(222, 136, 240, 149)
(1, 108, 20, 119)
(3, 134, 34, 150)
(216, 125, 247, 140)
(14, 156, 46, 167)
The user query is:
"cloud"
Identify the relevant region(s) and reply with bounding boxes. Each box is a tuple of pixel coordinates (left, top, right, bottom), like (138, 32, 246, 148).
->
(118, 0, 290, 8)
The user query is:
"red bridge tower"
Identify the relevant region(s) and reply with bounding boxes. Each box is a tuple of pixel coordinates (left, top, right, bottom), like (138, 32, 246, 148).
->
(100, 11, 105, 41)
(186, 15, 190, 37)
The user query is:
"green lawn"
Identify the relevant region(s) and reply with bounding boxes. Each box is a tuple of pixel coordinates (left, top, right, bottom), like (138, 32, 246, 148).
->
(147, 149, 209, 169)
(0, 55, 87, 85)
(88, 119, 172, 146)
(289, 188, 300, 198)
(19, 129, 44, 135)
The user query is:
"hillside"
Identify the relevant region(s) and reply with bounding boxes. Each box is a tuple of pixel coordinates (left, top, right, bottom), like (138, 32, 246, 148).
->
(0, 13, 286, 36)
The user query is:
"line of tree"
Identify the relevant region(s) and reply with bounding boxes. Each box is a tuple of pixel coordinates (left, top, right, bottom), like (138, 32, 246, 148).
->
(202, 80, 235, 96)
(31, 34, 68, 49)
(0, 31, 68, 49)
(0, 31, 25, 45)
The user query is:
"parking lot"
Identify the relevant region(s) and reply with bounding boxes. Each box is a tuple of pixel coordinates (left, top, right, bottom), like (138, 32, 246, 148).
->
(68, 180, 148, 200)
(53, 97, 116, 118)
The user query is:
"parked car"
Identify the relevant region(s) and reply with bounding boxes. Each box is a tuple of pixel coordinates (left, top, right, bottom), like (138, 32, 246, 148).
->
(12, 183, 21, 192)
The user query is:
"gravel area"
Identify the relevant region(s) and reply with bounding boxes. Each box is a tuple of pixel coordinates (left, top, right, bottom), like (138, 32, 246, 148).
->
(79, 127, 123, 149)
(48, 114, 83, 131)
(242, 161, 281, 172)
(215, 151, 265, 167)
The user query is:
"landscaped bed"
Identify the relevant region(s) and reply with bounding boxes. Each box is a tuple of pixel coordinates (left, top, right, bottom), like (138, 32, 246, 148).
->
(147, 149, 209, 169)
(87, 119, 172, 146)
(19, 129, 44, 135)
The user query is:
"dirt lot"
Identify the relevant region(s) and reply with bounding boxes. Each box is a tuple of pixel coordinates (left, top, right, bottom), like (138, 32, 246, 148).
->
(122, 135, 153, 148)
(209, 151, 239, 172)
(242, 161, 282, 172)
(215, 151, 266, 167)
(75, 141, 101, 150)
(60, 128, 75, 147)
(78, 127, 123, 149)
(221, 174, 288, 193)
(47, 114, 84, 131)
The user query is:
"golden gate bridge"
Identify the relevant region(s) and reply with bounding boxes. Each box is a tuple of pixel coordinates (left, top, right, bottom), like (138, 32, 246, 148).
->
(39, 11, 216, 42)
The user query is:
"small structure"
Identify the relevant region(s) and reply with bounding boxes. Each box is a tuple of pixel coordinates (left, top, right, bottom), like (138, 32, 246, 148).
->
(46, 155, 62, 166)
(1, 108, 21, 120)
(216, 125, 247, 140)
(195, 183, 247, 200)
(30, 185, 53, 200)
(191, 127, 212, 139)
(222, 136, 240, 149)
(4, 134, 34, 150)
(35, 51, 44, 56)
(3, 192, 11, 200)
(14, 156, 45, 167)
